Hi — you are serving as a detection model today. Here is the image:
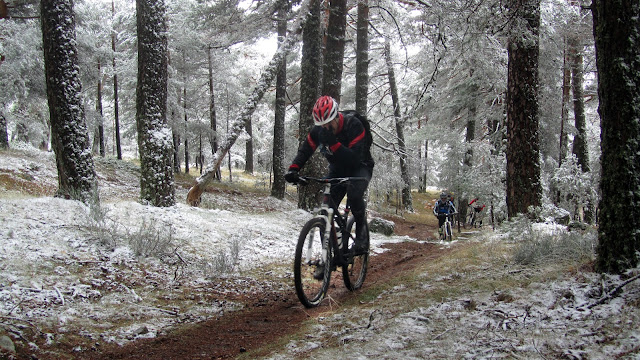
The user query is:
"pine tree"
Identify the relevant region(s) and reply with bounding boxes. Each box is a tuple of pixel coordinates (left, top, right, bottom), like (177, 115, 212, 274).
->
(135, 0, 175, 207)
(505, 0, 542, 217)
(41, 0, 99, 204)
(592, 0, 640, 273)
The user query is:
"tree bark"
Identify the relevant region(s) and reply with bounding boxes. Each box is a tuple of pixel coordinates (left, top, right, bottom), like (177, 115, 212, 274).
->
(183, 85, 189, 174)
(96, 59, 105, 157)
(385, 40, 412, 211)
(505, 0, 542, 218)
(187, 0, 313, 206)
(296, 0, 323, 211)
(136, 0, 175, 207)
(207, 45, 221, 181)
(592, 0, 640, 273)
(355, 0, 369, 115)
(568, 35, 589, 172)
(0, 111, 8, 149)
(321, 0, 347, 101)
(271, 3, 288, 199)
(41, 0, 99, 204)
(112, 0, 122, 160)
(244, 117, 254, 174)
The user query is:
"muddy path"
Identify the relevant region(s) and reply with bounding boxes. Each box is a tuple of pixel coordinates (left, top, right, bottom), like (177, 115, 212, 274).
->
(87, 216, 451, 359)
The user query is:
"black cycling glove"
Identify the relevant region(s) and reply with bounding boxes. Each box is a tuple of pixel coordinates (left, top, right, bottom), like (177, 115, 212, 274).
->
(284, 169, 300, 184)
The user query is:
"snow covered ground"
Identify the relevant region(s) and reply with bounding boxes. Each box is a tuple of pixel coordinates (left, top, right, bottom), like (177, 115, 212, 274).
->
(0, 145, 413, 356)
(1, 145, 639, 359)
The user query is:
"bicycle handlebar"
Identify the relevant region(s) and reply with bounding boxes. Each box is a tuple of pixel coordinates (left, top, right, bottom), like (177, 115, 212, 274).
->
(296, 176, 368, 186)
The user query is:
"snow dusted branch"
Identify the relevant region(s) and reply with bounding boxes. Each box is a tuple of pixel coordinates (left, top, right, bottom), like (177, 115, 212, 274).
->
(584, 272, 640, 309)
(187, 0, 313, 206)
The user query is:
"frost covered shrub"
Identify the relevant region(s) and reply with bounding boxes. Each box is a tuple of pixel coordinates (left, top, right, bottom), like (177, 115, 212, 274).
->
(500, 212, 596, 265)
(512, 225, 596, 265)
(549, 155, 598, 221)
(127, 217, 178, 259)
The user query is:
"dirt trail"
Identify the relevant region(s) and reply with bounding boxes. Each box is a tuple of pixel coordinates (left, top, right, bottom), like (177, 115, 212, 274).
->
(87, 216, 448, 360)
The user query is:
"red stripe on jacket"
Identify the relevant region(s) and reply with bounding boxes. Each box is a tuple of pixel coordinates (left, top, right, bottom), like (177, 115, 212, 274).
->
(348, 130, 365, 148)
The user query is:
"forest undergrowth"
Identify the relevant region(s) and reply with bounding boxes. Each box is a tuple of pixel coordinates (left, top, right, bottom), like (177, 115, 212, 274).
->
(1, 147, 639, 359)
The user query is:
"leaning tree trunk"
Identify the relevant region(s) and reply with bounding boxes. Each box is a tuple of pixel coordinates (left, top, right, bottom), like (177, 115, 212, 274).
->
(187, 0, 313, 206)
(136, 0, 175, 207)
(505, 0, 542, 218)
(41, 0, 99, 204)
(385, 40, 413, 211)
(592, 0, 640, 274)
(271, 3, 288, 200)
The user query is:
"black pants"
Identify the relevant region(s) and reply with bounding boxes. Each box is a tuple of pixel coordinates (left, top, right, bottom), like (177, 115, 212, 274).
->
(328, 166, 372, 241)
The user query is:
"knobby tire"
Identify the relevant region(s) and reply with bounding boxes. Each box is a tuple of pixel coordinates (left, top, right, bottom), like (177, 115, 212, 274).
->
(342, 216, 369, 291)
(294, 217, 332, 308)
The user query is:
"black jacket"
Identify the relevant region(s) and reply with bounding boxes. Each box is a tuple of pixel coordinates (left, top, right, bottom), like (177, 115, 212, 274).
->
(289, 111, 374, 175)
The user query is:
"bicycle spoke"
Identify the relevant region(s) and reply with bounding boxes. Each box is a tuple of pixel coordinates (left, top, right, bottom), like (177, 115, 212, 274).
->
(294, 218, 331, 308)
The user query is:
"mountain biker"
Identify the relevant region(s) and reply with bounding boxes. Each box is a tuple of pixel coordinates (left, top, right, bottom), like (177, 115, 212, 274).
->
(433, 192, 456, 233)
(468, 197, 486, 225)
(284, 95, 375, 254)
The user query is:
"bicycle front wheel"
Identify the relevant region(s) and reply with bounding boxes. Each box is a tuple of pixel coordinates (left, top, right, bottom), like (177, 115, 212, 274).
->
(446, 221, 453, 241)
(463, 212, 474, 230)
(294, 217, 332, 308)
(343, 216, 369, 291)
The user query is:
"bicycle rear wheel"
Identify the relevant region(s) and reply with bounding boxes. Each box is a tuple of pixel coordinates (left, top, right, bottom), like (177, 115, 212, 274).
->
(294, 217, 332, 308)
(343, 216, 369, 291)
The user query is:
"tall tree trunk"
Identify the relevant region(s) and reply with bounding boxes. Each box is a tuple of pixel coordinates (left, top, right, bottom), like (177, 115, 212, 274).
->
(172, 126, 180, 173)
(96, 59, 105, 157)
(461, 80, 477, 221)
(592, 0, 640, 274)
(244, 118, 253, 174)
(421, 138, 428, 192)
(505, 0, 542, 218)
(183, 85, 189, 174)
(186, 0, 313, 205)
(321, 0, 347, 101)
(569, 36, 589, 172)
(296, 0, 323, 211)
(384, 40, 412, 211)
(112, 0, 122, 160)
(559, 43, 571, 168)
(207, 45, 221, 180)
(136, 0, 175, 207)
(355, 0, 369, 115)
(0, 111, 8, 149)
(41, 0, 99, 204)
(271, 3, 288, 199)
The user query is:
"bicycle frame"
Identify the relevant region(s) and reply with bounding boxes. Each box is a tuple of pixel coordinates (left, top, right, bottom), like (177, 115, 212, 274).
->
(309, 178, 355, 267)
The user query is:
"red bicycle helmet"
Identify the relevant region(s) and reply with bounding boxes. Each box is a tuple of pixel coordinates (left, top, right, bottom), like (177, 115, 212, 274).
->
(312, 96, 338, 126)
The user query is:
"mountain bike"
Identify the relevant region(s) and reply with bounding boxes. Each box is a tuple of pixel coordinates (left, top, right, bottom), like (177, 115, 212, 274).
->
(293, 176, 370, 308)
(463, 205, 483, 229)
(438, 213, 456, 241)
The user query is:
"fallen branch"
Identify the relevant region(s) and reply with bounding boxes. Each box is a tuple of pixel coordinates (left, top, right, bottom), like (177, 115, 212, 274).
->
(585, 272, 640, 309)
